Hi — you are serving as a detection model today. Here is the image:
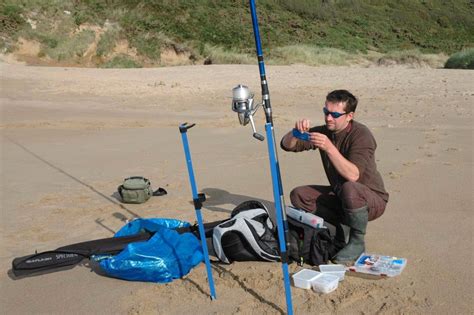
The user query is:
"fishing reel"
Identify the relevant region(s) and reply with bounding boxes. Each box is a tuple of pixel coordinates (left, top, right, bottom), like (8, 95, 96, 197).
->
(231, 84, 265, 141)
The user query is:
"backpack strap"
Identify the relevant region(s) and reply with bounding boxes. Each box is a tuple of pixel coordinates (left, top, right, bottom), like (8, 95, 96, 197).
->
(152, 187, 168, 196)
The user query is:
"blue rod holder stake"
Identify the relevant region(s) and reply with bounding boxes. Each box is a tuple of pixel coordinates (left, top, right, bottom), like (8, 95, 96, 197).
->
(179, 122, 217, 300)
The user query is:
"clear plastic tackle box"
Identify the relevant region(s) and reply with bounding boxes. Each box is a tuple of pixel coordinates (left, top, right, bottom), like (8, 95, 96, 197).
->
(348, 253, 407, 277)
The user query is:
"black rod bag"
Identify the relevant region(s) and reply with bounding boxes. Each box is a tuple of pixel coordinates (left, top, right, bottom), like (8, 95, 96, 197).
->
(11, 221, 223, 277)
(12, 232, 153, 277)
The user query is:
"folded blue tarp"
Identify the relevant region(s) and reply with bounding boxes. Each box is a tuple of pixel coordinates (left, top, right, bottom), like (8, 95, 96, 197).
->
(99, 218, 204, 283)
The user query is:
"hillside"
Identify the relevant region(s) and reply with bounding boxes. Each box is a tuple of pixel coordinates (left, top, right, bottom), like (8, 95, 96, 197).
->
(1, 0, 473, 67)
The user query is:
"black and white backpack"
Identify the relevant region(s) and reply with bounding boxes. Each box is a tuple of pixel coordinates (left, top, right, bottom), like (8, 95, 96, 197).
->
(212, 200, 280, 264)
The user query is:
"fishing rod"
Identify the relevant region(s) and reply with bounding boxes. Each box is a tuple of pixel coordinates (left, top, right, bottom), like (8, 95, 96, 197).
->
(230, 1, 294, 313)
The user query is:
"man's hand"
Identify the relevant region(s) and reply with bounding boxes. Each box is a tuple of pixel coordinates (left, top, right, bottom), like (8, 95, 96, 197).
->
(281, 119, 312, 150)
(295, 119, 311, 132)
(309, 132, 334, 152)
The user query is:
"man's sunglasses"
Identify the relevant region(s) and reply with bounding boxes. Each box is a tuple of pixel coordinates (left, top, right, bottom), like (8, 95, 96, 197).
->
(323, 107, 347, 119)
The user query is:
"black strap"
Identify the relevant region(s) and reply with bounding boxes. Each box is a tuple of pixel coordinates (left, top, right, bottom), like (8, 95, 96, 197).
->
(152, 187, 167, 196)
(125, 176, 149, 182)
(193, 193, 206, 209)
(179, 122, 196, 133)
(280, 251, 290, 264)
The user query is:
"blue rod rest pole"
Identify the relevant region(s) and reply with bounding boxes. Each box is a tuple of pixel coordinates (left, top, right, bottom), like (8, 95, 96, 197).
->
(179, 123, 216, 300)
(265, 123, 294, 315)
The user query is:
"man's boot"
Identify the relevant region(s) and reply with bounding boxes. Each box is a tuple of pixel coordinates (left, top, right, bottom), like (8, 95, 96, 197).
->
(332, 206, 368, 265)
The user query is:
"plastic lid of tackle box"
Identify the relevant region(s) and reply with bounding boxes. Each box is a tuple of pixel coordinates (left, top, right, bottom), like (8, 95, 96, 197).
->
(348, 253, 407, 277)
(319, 264, 346, 281)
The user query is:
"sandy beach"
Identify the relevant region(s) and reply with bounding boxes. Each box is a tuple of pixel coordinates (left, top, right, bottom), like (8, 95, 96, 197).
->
(1, 61, 473, 314)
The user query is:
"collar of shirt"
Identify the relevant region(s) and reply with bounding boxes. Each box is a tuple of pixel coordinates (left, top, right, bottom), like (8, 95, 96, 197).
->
(330, 120, 353, 144)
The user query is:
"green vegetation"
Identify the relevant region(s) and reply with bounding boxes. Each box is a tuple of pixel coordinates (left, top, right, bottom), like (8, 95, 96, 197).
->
(444, 48, 474, 69)
(101, 54, 142, 68)
(96, 28, 119, 57)
(202, 45, 254, 64)
(1, 0, 473, 67)
(1, 2, 25, 36)
(41, 29, 95, 61)
(375, 49, 447, 68)
(0, 2, 25, 50)
(268, 45, 358, 66)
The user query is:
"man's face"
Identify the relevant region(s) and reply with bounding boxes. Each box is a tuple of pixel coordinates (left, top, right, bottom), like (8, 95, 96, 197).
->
(324, 101, 354, 133)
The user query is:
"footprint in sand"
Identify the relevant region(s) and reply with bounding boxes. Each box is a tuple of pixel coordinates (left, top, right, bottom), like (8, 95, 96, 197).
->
(388, 171, 402, 179)
(423, 129, 439, 144)
(445, 147, 459, 152)
(52, 208, 66, 214)
(402, 160, 418, 167)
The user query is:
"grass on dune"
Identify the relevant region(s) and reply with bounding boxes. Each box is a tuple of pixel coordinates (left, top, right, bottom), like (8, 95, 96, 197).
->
(1, 0, 471, 67)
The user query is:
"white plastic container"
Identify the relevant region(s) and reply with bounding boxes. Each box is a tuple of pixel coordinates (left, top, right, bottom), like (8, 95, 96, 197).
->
(292, 269, 321, 290)
(311, 273, 339, 294)
(319, 264, 346, 281)
(286, 206, 324, 228)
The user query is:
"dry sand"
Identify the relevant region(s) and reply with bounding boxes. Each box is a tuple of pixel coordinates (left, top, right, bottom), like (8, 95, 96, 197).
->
(0, 61, 473, 314)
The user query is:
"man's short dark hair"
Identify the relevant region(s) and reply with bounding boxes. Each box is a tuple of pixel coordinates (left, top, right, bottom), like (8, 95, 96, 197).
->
(326, 90, 358, 113)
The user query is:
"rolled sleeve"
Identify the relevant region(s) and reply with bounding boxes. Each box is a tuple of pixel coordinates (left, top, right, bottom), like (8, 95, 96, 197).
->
(280, 137, 316, 152)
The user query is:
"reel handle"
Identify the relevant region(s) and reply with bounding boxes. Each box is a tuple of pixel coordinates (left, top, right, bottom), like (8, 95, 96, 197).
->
(249, 114, 265, 141)
(253, 133, 265, 141)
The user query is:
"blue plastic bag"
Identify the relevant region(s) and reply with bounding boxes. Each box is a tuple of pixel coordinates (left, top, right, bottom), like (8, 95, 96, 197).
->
(99, 218, 204, 283)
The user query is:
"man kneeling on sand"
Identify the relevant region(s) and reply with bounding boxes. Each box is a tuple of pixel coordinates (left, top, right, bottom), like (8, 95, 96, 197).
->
(280, 89, 389, 264)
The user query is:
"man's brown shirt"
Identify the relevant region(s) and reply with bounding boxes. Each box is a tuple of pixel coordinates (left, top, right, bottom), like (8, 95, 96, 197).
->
(281, 120, 389, 202)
